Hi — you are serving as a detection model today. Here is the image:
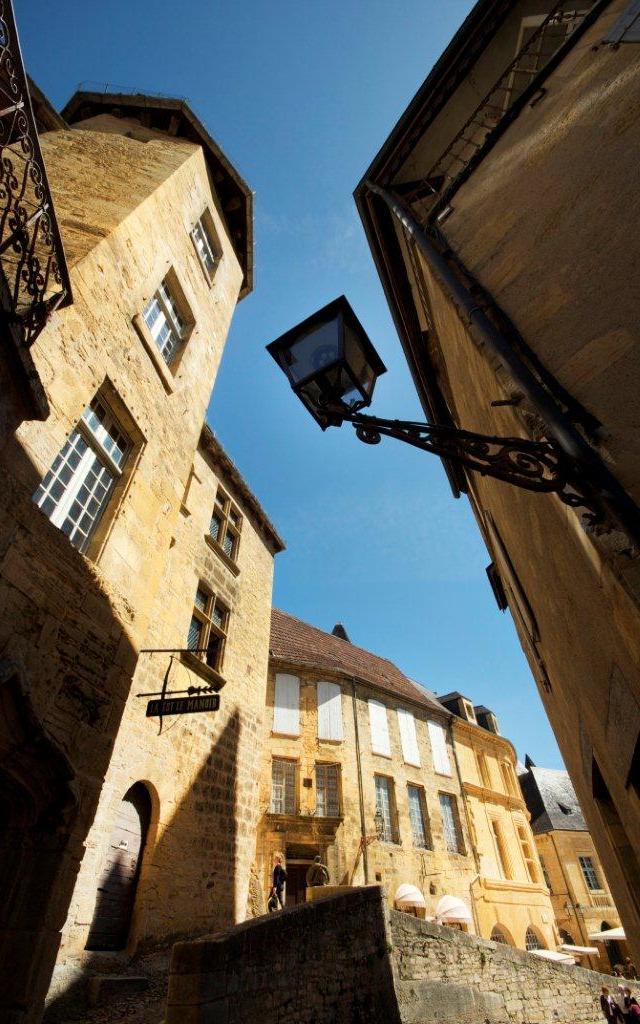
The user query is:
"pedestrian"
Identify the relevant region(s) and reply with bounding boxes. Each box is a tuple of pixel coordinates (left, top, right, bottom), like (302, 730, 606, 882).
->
(269, 854, 287, 912)
(626, 959, 639, 981)
(622, 987, 640, 1019)
(600, 986, 623, 1023)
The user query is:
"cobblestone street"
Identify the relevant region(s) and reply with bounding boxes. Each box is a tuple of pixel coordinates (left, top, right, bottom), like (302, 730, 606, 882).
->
(44, 952, 169, 1024)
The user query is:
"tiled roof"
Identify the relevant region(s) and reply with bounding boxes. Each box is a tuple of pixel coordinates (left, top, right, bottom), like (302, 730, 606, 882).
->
(270, 608, 447, 715)
(519, 765, 587, 834)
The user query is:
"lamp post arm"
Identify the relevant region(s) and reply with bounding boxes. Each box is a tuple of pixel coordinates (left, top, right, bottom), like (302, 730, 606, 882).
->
(345, 411, 604, 527)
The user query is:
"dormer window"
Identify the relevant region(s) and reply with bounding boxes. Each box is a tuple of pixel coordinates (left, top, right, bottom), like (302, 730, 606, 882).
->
(463, 700, 476, 723)
(191, 209, 222, 284)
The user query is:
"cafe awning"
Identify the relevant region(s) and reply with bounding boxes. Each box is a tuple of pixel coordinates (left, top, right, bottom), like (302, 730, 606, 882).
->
(560, 944, 599, 956)
(530, 949, 576, 963)
(588, 927, 626, 942)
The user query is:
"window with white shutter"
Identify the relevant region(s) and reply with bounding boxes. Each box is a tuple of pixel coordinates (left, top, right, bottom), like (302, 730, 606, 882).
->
(273, 674, 300, 736)
(397, 708, 421, 767)
(368, 699, 391, 757)
(317, 681, 343, 741)
(428, 720, 452, 776)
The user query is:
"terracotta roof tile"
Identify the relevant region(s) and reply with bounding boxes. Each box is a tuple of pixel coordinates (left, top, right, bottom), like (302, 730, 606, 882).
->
(270, 608, 446, 715)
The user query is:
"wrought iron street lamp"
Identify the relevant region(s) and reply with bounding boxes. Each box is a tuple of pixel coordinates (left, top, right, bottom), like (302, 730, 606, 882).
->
(267, 295, 608, 526)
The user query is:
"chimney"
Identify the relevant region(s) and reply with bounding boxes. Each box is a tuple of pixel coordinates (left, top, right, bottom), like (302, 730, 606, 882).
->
(524, 754, 536, 770)
(332, 623, 351, 642)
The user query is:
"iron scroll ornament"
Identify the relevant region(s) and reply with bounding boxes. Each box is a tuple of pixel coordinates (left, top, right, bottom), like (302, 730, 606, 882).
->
(347, 412, 605, 526)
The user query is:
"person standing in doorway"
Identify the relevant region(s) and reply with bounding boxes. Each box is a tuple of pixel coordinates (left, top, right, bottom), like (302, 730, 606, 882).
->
(269, 854, 287, 911)
(626, 959, 639, 981)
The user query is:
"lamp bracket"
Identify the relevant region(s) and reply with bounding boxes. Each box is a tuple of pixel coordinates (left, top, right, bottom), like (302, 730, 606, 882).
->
(346, 412, 605, 527)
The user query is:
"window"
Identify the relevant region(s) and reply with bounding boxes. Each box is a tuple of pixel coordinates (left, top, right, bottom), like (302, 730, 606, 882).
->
(315, 763, 340, 817)
(500, 761, 517, 797)
(525, 926, 544, 952)
(477, 752, 492, 789)
(191, 209, 221, 283)
(491, 926, 510, 945)
(317, 682, 343, 741)
(375, 775, 398, 843)
(463, 700, 476, 723)
(271, 758, 297, 815)
(491, 819, 513, 879)
(439, 792, 463, 854)
(517, 824, 541, 883)
(143, 277, 187, 366)
(578, 855, 601, 891)
(407, 785, 430, 849)
(368, 699, 391, 757)
(208, 487, 242, 563)
(273, 674, 300, 736)
(539, 856, 553, 892)
(187, 586, 229, 673)
(397, 708, 421, 767)
(428, 721, 452, 776)
(33, 395, 130, 554)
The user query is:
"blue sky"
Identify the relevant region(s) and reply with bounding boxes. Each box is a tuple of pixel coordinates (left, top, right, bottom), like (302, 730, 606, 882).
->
(19, 0, 563, 767)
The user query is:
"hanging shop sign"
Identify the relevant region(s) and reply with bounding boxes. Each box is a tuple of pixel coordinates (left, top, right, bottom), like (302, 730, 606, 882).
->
(146, 693, 220, 718)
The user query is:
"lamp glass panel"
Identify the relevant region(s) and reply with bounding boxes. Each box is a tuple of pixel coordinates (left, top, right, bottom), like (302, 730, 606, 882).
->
(344, 324, 376, 397)
(282, 319, 342, 386)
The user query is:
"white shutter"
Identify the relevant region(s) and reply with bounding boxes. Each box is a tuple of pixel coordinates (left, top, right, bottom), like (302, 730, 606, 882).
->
(428, 720, 451, 776)
(273, 674, 300, 735)
(397, 708, 421, 767)
(317, 681, 343, 741)
(368, 699, 391, 756)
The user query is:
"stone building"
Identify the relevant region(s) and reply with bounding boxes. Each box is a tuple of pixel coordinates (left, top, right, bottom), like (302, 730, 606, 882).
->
(520, 757, 626, 972)
(441, 693, 557, 951)
(0, 78, 276, 1023)
(47, 425, 283, 1005)
(354, 0, 640, 958)
(257, 611, 557, 951)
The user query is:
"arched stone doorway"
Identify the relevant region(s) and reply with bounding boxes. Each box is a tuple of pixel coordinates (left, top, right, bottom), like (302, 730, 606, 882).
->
(86, 783, 152, 951)
(0, 660, 77, 1023)
(601, 919, 623, 971)
(490, 924, 514, 945)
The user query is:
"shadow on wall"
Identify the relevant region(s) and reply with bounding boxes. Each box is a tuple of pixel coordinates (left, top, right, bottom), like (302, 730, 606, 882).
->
(0, 382, 139, 1023)
(42, 712, 242, 1022)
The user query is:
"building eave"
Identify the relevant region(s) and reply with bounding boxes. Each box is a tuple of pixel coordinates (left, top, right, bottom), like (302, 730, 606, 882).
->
(199, 425, 285, 555)
(60, 90, 254, 298)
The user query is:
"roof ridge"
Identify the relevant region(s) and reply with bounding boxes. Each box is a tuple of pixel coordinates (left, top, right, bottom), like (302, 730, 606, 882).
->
(272, 606, 412, 674)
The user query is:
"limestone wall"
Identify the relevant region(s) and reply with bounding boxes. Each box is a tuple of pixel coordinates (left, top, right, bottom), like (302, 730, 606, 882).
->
(165, 888, 617, 1024)
(391, 911, 614, 1024)
(166, 886, 402, 1024)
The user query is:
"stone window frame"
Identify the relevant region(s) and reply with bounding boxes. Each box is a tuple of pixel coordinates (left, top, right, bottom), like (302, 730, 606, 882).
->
(476, 750, 492, 789)
(489, 816, 514, 880)
(438, 791, 465, 856)
(407, 783, 432, 850)
(314, 761, 341, 818)
(270, 757, 298, 815)
(515, 819, 541, 884)
(132, 267, 196, 394)
(32, 382, 144, 562)
(374, 773, 400, 845)
(205, 486, 242, 573)
(182, 582, 230, 687)
(577, 854, 602, 892)
(190, 207, 223, 286)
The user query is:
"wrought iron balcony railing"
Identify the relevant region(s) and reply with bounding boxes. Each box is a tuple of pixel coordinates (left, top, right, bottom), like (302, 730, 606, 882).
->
(0, 0, 71, 347)
(399, 0, 609, 226)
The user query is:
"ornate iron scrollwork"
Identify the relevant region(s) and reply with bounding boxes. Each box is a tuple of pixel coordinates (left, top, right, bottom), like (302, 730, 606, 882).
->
(349, 413, 605, 527)
(0, 0, 71, 347)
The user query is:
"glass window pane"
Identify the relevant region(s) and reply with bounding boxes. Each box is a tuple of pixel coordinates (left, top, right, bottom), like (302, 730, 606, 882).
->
(209, 513, 222, 541)
(375, 776, 395, 843)
(408, 785, 428, 847)
(187, 616, 202, 650)
(194, 588, 208, 611)
(439, 793, 461, 854)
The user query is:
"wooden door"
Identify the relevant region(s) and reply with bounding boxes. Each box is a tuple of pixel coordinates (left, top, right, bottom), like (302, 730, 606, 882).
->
(86, 783, 150, 951)
(285, 864, 310, 906)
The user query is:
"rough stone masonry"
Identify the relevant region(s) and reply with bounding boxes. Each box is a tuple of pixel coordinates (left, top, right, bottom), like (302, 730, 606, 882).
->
(165, 887, 616, 1024)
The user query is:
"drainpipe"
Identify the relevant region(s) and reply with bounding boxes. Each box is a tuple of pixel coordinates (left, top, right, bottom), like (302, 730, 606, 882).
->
(365, 182, 640, 549)
(449, 717, 482, 935)
(351, 678, 369, 883)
